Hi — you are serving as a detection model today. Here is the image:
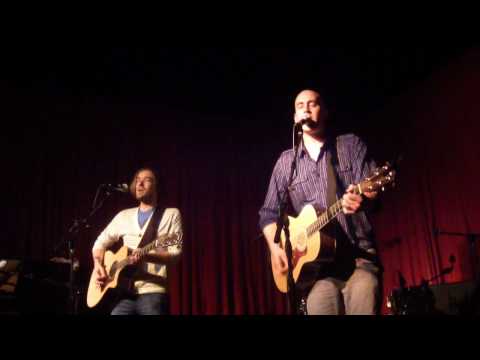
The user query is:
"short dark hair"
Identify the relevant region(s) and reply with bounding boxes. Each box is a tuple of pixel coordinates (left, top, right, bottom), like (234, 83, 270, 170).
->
(295, 88, 329, 119)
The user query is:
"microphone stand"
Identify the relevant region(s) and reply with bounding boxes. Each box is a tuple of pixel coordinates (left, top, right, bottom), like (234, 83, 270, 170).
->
(273, 123, 303, 315)
(436, 230, 480, 282)
(54, 185, 115, 314)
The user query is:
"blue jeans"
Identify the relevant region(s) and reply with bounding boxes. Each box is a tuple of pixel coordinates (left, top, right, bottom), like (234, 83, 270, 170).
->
(111, 293, 169, 315)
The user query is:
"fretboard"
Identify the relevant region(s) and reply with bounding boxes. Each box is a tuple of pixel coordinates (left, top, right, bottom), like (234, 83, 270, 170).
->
(306, 185, 361, 237)
(111, 235, 172, 273)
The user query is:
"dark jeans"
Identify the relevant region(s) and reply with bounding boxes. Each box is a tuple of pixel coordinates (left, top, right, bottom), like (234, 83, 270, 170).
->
(111, 293, 169, 315)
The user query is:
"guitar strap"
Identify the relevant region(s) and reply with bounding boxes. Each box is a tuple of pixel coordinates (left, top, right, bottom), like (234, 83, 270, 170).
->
(326, 138, 355, 246)
(327, 141, 381, 268)
(137, 206, 166, 249)
(327, 141, 371, 258)
(119, 206, 166, 294)
(326, 141, 339, 219)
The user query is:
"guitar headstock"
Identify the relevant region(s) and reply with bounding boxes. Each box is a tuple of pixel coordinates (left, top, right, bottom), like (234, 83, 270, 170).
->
(359, 162, 396, 194)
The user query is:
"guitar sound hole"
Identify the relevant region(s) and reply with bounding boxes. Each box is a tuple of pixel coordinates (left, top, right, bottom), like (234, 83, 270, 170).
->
(109, 262, 117, 278)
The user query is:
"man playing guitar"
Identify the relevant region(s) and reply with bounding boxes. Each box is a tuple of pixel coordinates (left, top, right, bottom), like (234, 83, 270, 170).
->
(259, 89, 380, 315)
(91, 167, 183, 315)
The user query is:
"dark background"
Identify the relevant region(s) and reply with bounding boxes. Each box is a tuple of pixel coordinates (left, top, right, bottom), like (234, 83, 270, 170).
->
(1, 45, 479, 314)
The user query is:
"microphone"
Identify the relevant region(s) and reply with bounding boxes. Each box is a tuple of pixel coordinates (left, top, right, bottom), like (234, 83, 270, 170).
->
(295, 118, 315, 128)
(102, 183, 129, 193)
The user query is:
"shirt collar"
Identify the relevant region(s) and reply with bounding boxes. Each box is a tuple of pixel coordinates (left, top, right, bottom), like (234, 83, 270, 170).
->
(298, 137, 333, 160)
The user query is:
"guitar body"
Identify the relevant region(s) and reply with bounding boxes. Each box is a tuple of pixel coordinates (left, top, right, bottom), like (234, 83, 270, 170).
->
(272, 204, 336, 293)
(87, 246, 130, 308)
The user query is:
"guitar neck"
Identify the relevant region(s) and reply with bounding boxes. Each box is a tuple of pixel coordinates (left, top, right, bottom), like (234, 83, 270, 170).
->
(306, 185, 361, 236)
(116, 236, 170, 270)
(136, 241, 158, 257)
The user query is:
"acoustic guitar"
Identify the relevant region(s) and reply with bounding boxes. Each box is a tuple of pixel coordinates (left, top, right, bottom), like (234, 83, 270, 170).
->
(86, 233, 180, 308)
(272, 162, 396, 293)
